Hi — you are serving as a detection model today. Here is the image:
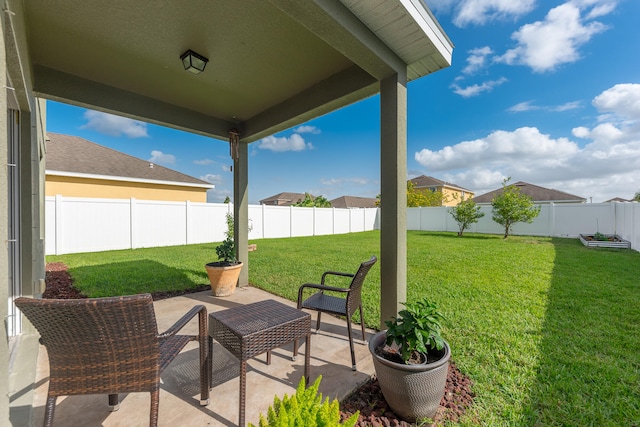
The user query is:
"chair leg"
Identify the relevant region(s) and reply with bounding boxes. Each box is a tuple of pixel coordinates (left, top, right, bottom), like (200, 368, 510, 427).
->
(346, 318, 356, 371)
(149, 388, 160, 427)
(108, 394, 120, 411)
(316, 312, 322, 331)
(200, 334, 210, 406)
(359, 305, 366, 341)
(43, 395, 57, 427)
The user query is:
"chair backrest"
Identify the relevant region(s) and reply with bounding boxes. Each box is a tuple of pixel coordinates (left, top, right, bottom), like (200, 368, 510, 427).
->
(15, 294, 161, 396)
(346, 256, 377, 315)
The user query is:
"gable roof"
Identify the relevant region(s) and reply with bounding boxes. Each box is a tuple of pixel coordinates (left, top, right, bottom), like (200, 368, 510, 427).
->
(259, 192, 311, 206)
(45, 133, 213, 189)
(473, 181, 586, 204)
(604, 197, 630, 202)
(408, 175, 472, 193)
(330, 196, 378, 209)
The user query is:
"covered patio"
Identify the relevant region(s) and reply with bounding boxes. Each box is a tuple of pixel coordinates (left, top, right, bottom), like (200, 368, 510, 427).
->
(2, 0, 453, 425)
(32, 287, 377, 426)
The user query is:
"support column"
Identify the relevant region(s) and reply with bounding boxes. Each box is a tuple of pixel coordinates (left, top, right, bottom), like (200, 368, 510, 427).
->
(233, 141, 249, 286)
(379, 73, 407, 328)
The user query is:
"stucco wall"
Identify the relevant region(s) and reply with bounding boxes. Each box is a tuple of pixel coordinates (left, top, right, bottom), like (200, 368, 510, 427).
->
(46, 175, 208, 202)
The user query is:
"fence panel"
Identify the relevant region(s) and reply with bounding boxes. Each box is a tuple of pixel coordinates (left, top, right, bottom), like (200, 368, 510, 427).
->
(45, 195, 638, 254)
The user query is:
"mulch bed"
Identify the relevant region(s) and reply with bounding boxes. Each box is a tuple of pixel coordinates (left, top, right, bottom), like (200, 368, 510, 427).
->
(44, 262, 475, 426)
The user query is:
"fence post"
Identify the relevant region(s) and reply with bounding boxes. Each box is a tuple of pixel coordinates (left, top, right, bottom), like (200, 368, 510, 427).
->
(55, 194, 63, 255)
(185, 200, 191, 245)
(130, 198, 136, 249)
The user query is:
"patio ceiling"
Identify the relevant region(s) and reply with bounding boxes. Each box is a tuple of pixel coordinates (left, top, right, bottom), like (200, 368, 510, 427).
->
(18, 0, 452, 143)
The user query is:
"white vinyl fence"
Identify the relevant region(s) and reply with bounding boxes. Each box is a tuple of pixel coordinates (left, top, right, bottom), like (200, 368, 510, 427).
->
(46, 196, 639, 255)
(407, 202, 640, 250)
(45, 196, 380, 255)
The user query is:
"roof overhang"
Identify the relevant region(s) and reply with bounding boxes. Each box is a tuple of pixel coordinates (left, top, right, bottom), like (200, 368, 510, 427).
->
(46, 170, 216, 190)
(11, 0, 453, 143)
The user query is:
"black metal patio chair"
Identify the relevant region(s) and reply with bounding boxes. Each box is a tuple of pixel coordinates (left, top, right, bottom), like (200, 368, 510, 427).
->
(296, 255, 377, 371)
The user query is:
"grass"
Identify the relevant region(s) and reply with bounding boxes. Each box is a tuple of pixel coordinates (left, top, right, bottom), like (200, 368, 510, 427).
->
(47, 230, 640, 426)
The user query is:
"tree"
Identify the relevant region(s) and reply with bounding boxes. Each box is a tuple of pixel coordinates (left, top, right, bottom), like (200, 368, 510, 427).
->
(223, 196, 231, 204)
(292, 192, 331, 208)
(633, 191, 640, 202)
(491, 178, 541, 238)
(406, 181, 447, 207)
(449, 199, 485, 236)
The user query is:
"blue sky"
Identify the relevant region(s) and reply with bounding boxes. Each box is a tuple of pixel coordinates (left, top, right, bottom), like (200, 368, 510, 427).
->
(47, 0, 640, 204)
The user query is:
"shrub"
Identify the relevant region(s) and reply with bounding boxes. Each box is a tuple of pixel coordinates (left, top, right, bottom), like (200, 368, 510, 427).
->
(449, 199, 485, 236)
(249, 376, 358, 427)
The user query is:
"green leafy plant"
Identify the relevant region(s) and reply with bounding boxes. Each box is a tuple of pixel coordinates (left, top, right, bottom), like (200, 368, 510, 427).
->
(215, 213, 236, 263)
(384, 298, 446, 364)
(491, 177, 541, 238)
(593, 232, 608, 241)
(449, 198, 485, 236)
(292, 192, 332, 208)
(249, 376, 358, 427)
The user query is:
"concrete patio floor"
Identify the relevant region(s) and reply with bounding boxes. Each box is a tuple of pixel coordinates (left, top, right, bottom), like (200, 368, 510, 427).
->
(31, 286, 376, 426)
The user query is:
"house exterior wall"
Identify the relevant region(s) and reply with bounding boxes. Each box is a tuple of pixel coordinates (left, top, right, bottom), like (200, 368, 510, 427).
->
(441, 187, 472, 206)
(46, 175, 208, 202)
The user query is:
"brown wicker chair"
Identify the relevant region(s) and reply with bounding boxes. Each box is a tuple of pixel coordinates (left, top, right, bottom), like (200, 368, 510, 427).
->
(297, 255, 377, 371)
(15, 293, 209, 427)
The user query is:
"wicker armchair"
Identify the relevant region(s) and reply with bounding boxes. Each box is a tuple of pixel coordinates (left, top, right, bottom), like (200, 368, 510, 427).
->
(297, 256, 377, 371)
(15, 293, 209, 427)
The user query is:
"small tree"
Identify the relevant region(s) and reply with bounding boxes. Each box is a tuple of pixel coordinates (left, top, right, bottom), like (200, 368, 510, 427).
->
(449, 199, 484, 236)
(406, 181, 447, 207)
(223, 196, 231, 204)
(633, 191, 640, 202)
(293, 193, 331, 208)
(491, 178, 541, 238)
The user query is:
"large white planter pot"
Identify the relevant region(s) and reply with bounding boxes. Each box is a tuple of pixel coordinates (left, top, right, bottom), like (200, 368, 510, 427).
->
(369, 330, 450, 422)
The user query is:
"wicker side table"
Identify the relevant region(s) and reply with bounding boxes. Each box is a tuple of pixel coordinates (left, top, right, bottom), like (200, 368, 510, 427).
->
(208, 299, 311, 426)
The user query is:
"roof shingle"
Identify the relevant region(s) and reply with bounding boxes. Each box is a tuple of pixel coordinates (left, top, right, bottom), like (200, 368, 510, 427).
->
(46, 133, 212, 187)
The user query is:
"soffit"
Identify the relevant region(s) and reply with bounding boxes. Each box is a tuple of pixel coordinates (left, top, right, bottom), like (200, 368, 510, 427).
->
(19, 0, 453, 142)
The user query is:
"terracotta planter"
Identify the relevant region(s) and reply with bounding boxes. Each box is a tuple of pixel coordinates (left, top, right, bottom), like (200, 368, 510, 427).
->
(205, 261, 243, 297)
(369, 330, 450, 422)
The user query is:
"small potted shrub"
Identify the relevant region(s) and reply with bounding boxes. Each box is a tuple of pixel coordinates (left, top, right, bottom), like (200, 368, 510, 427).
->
(368, 298, 450, 422)
(205, 213, 243, 296)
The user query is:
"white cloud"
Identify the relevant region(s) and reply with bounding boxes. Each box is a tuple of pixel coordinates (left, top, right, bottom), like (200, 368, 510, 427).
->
(148, 150, 175, 165)
(508, 100, 582, 112)
(320, 177, 370, 186)
(257, 134, 313, 152)
(80, 110, 148, 138)
(592, 83, 640, 121)
(414, 83, 640, 202)
(451, 77, 507, 97)
(454, 0, 536, 26)
(200, 174, 223, 185)
(294, 125, 321, 134)
(551, 101, 582, 112)
(496, 2, 613, 72)
(508, 101, 539, 112)
(462, 46, 494, 75)
(193, 158, 216, 165)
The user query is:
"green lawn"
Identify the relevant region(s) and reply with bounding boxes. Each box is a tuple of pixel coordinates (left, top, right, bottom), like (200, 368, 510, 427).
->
(47, 231, 640, 426)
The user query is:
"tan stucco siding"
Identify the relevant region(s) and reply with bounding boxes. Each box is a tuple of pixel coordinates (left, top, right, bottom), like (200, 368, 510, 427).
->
(442, 187, 474, 206)
(46, 176, 208, 202)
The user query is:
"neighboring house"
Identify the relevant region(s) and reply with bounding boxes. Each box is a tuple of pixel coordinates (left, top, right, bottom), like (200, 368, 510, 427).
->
(604, 197, 630, 202)
(259, 192, 311, 206)
(46, 133, 214, 202)
(330, 195, 378, 208)
(408, 175, 474, 207)
(473, 181, 586, 204)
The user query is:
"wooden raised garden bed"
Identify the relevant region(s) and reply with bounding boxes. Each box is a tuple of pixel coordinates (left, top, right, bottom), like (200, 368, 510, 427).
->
(579, 234, 631, 249)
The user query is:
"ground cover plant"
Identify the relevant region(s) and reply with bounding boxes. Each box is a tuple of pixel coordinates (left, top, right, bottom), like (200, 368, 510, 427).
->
(47, 231, 640, 426)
